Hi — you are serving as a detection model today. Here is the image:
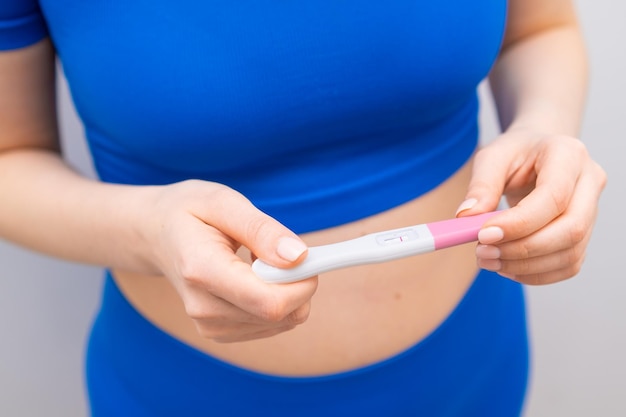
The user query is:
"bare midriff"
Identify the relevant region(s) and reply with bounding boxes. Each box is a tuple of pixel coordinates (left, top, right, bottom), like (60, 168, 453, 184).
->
(113, 157, 480, 377)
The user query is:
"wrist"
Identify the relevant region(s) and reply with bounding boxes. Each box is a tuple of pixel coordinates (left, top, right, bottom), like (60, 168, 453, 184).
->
(118, 183, 169, 275)
(505, 104, 583, 139)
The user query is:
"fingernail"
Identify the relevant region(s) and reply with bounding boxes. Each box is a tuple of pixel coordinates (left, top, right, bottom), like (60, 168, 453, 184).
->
(478, 226, 504, 244)
(277, 237, 307, 262)
(476, 244, 500, 259)
(455, 198, 478, 216)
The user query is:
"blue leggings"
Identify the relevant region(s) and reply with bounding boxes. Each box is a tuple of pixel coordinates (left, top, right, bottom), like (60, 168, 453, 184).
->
(86, 269, 529, 416)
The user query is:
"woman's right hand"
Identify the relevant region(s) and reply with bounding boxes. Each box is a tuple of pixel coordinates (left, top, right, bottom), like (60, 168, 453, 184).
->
(140, 180, 319, 343)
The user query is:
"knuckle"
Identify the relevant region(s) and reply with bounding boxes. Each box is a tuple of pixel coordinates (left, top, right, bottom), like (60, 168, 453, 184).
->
(549, 188, 570, 215)
(515, 274, 538, 286)
(563, 263, 582, 280)
(573, 254, 586, 274)
(516, 240, 532, 259)
(555, 135, 587, 157)
(206, 182, 234, 200)
(184, 296, 223, 322)
(512, 258, 532, 275)
(568, 223, 587, 245)
(184, 300, 209, 320)
(177, 260, 218, 294)
(192, 316, 242, 341)
(468, 178, 497, 196)
(508, 209, 533, 238)
(518, 273, 546, 286)
(245, 216, 275, 246)
(474, 145, 500, 163)
(178, 259, 203, 286)
(204, 184, 242, 214)
(567, 136, 588, 154)
(196, 326, 227, 341)
(278, 324, 298, 335)
(286, 304, 311, 326)
(258, 296, 289, 323)
(564, 245, 585, 265)
(593, 161, 608, 189)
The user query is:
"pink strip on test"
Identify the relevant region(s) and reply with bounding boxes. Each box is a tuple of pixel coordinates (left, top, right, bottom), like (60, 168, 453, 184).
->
(426, 211, 500, 250)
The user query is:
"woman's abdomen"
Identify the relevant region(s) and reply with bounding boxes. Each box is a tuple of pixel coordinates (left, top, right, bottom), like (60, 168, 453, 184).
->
(112, 158, 483, 376)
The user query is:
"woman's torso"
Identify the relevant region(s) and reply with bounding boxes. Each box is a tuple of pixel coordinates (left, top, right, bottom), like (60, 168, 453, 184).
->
(38, 0, 506, 375)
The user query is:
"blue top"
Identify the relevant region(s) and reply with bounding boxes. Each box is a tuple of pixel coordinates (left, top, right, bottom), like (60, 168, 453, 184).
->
(1, 1, 507, 233)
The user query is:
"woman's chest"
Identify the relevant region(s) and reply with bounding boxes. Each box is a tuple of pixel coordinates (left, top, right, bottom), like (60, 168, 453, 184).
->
(40, 1, 506, 172)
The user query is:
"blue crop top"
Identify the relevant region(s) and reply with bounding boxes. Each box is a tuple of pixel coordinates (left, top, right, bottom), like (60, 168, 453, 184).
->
(1, 1, 507, 234)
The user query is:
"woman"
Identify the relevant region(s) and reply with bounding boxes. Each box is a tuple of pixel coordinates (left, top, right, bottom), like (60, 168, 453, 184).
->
(0, 0, 606, 415)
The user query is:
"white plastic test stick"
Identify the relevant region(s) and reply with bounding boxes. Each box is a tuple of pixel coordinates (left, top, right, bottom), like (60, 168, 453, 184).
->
(252, 211, 499, 283)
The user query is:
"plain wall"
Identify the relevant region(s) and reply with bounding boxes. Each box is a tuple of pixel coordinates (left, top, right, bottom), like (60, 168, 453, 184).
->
(0, 1, 624, 415)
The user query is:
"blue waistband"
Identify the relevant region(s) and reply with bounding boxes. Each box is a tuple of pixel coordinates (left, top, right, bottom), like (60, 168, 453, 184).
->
(86, 269, 529, 416)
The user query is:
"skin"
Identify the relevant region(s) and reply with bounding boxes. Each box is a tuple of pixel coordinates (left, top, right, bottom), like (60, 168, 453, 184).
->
(0, 0, 606, 376)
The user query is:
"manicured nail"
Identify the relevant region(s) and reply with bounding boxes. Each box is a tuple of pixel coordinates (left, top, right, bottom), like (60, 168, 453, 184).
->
(476, 244, 500, 259)
(277, 237, 307, 262)
(478, 226, 504, 244)
(455, 198, 478, 216)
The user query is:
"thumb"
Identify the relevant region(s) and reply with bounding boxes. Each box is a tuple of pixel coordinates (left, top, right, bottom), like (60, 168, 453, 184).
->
(203, 188, 308, 268)
(456, 147, 509, 217)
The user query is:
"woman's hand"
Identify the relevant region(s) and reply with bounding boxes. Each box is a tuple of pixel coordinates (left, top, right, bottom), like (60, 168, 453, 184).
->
(142, 180, 318, 342)
(457, 127, 607, 285)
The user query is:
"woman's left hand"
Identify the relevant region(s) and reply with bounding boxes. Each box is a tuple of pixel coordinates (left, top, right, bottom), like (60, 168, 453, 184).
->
(456, 127, 607, 285)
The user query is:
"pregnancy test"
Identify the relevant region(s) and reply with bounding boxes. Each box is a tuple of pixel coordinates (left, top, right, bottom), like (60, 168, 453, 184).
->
(252, 211, 499, 283)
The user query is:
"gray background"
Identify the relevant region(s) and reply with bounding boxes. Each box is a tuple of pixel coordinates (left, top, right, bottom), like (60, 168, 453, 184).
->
(0, 1, 623, 415)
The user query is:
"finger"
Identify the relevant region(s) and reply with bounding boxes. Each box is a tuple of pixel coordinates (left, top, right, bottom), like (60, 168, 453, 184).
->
(477, 160, 601, 282)
(485, 207, 594, 261)
(201, 186, 308, 268)
(478, 240, 588, 279)
(209, 252, 318, 321)
(456, 144, 512, 216)
(181, 282, 277, 326)
(181, 228, 319, 321)
(482, 137, 586, 243)
(183, 272, 311, 342)
(498, 261, 588, 286)
(478, 156, 603, 260)
(185, 281, 312, 328)
(192, 312, 300, 341)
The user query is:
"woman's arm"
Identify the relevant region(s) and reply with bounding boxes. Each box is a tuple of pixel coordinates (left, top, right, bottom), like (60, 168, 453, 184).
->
(491, 0, 587, 135)
(458, 0, 607, 285)
(0, 39, 151, 270)
(0, 39, 317, 342)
